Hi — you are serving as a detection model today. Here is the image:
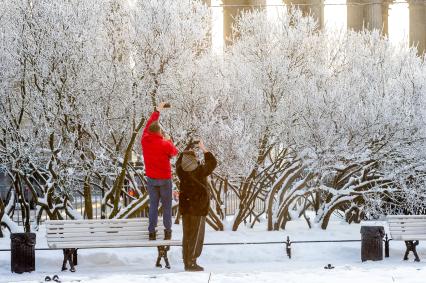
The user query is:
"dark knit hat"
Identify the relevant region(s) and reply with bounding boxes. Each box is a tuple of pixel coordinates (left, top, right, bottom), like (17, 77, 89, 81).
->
(181, 151, 198, 172)
(149, 121, 161, 133)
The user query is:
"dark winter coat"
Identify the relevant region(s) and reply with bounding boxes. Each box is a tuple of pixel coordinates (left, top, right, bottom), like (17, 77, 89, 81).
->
(176, 152, 217, 216)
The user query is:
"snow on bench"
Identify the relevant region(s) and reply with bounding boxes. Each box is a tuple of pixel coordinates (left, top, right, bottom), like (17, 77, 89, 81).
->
(46, 218, 180, 271)
(386, 215, 426, 262)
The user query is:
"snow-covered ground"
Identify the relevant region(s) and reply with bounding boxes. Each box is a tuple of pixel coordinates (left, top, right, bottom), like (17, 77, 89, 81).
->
(1, 218, 425, 283)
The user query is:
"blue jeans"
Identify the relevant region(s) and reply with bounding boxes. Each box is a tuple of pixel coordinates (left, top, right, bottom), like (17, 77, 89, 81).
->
(147, 177, 172, 233)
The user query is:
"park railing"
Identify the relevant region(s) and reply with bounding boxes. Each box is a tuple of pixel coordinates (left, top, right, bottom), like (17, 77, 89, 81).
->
(10, 190, 265, 226)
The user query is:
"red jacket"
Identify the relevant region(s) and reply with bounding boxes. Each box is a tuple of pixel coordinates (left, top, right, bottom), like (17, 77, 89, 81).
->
(141, 111, 178, 179)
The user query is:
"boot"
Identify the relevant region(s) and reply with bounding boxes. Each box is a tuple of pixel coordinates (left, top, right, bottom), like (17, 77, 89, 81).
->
(164, 229, 172, 240)
(149, 232, 156, 240)
(184, 259, 190, 271)
(185, 260, 204, 272)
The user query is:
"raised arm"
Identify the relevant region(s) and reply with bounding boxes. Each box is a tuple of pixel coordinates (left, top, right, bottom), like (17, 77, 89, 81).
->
(142, 102, 168, 136)
(199, 140, 217, 177)
(176, 153, 184, 179)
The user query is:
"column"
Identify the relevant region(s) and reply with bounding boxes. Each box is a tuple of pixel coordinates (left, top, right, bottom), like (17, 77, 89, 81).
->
(223, 0, 265, 45)
(409, 0, 426, 55)
(284, 0, 324, 28)
(382, 1, 390, 36)
(347, 0, 365, 31)
(348, 0, 389, 35)
(365, 0, 383, 30)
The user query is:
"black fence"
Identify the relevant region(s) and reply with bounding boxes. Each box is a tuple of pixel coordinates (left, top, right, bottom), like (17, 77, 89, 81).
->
(10, 191, 265, 226)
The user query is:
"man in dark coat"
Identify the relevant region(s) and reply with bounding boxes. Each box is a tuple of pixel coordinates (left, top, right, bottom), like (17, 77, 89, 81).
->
(176, 140, 217, 272)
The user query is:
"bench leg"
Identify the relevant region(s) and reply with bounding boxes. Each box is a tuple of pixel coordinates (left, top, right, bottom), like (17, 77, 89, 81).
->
(62, 249, 71, 271)
(73, 249, 78, 266)
(384, 234, 391, 258)
(155, 253, 162, 268)
(62, 249, 77, 272)
(156, 246, 171, 269)
(286, 236, 291, 259)
(412, 241, 420, 262)
(404, 241, 420, 262)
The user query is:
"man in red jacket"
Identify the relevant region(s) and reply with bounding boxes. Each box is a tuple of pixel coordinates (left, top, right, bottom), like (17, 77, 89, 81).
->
(141, 102, 178, 240)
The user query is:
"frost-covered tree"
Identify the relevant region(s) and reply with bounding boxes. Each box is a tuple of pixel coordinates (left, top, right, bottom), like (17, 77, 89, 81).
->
(100, 0, 211, 219)
(0, 0, 211, 229)
(216, 9, 323, 231)
(203, 9, 426, 231)
(289, 30, 426, 228)
(0, 0, 103, 231)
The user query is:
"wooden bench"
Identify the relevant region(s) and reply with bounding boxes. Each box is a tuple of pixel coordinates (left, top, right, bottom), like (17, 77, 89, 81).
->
(385, 215, 426, 262)
(46, 218, 181, 271)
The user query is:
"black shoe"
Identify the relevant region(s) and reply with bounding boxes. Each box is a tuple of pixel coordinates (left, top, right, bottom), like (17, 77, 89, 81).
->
(185, 263, 204, 272)
(149, 232, 156, 240)
(164, 230, 172, 240)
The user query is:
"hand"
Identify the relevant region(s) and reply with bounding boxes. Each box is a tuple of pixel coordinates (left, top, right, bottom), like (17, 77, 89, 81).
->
(199, 139, 208, 153)
(156, 102, 168, 112)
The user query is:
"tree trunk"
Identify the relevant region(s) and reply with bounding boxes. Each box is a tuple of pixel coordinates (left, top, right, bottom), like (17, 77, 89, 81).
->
(109, 117, 145, 218)
(83, 177, 93, 219)
(266, 161, 302, 231)
(0, 197, 4, 238)
(14, 174, 31, 233)
(207, 207, 224, 231)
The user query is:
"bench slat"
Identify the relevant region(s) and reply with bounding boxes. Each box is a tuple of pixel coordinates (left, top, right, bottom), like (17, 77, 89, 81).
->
(388, 222, 426, 227)
(387, 215, 426, 219)
(47, 230, 164, 239)
(48, 240, 181, 249)
(46, 218, 147, 225)
(390, 235, 426, 241)
(46, 222, 150, 229)
(47, 226, 163, 233)
(390, 230, 426, 235)
(47, 229, 164, 237)
(46, 225, 150, 231)
(46, 226, 153, 234)
(388, 223, 426, 228)
(388, 220, 426, 225)
(391, 231, 426, 236)
(47, 234, 160, 242)
(388, 220, 426, 223)
(46, 224, 156, 231)
(389, 225, 426, 231)
(390, 225, 426, 231)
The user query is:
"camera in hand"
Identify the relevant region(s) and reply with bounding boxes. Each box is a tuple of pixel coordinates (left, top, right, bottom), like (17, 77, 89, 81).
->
(163, 103, 171, 108)
(188, 139, 200, 149)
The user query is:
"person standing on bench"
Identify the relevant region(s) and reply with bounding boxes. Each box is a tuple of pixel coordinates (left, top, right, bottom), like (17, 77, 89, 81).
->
(176, 140, 217, 271)
(141, 102, 178, 240)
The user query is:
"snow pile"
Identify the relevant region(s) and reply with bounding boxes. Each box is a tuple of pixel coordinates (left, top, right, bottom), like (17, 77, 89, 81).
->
(1, 219, 425, 283)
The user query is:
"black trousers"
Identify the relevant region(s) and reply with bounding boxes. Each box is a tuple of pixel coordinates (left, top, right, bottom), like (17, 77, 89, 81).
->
(182, 214, 206, 266)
